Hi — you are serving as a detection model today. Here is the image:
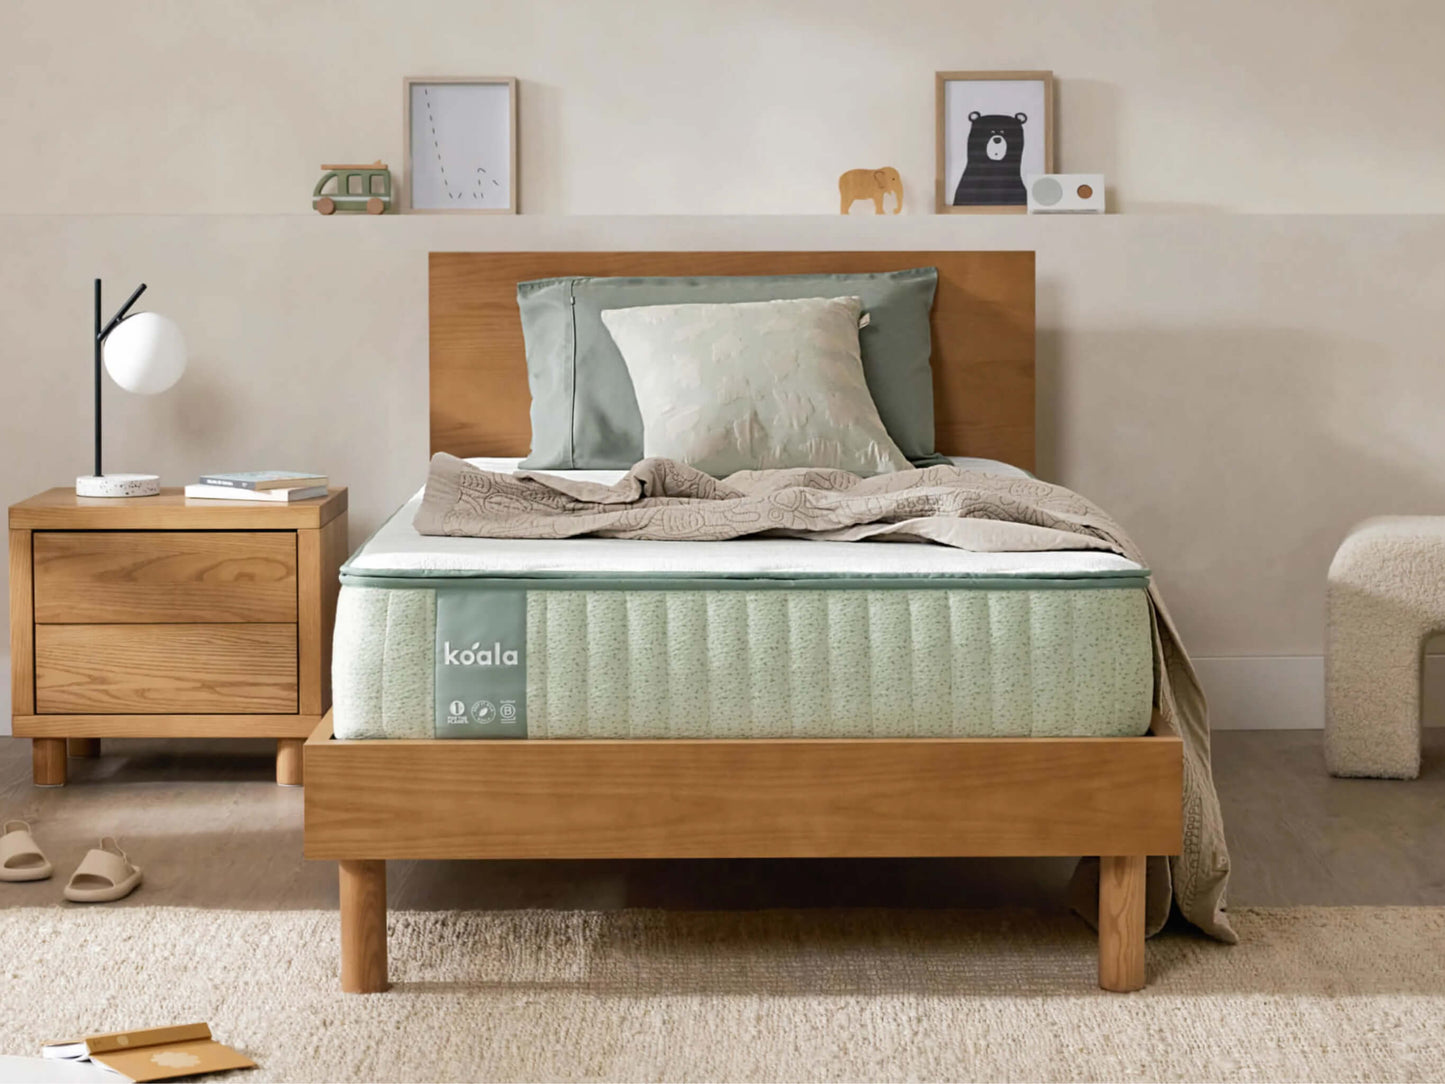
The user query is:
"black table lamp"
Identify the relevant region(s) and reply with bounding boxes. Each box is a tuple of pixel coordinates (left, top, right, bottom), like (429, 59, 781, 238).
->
(75, 279, 187, 498)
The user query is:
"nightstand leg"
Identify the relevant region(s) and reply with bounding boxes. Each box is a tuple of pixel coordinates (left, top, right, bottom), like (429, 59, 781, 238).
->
(33, 739, 67, 786)
(68, 738, 101, 758)
(276, 738, 304, 786)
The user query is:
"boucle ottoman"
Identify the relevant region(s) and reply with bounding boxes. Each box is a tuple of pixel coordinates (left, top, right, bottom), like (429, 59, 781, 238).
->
(1326, 516, 1445, 778)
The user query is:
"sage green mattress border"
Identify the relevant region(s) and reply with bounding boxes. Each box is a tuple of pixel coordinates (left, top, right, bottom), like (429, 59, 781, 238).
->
(340, 570, 1150, 592)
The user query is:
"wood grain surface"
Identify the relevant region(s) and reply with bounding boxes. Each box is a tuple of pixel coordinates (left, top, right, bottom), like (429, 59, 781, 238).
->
(30, 738, 66, 786)
(1098, 853, 1147, 991)
(339, 859, 390, 993)
(9, 528, 34, 715)
(33, 531, 297, 624)
(297, 513, 349, 715)
(35, 624, 298, 714)
(429, 251, 1035, 469)
(14, 713, 319, 738)
(276, 737, 305, 786)
(0, 729, 1431, 913)
(305, 720, 1182, 861)
(9, 488, 347, 530)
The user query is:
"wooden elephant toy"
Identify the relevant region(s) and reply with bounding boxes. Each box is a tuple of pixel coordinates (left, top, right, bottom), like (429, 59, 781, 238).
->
(838, 167, 903, 214)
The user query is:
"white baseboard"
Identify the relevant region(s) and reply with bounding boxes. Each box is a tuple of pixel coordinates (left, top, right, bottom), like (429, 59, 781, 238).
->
(1195, 654, 1445, 730)
(1193, 656, 1323, 730)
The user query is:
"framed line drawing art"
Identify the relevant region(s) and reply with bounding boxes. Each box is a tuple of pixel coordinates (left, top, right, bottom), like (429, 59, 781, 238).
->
(936, 71, 1053, 214)
(404, 77, 518, 213)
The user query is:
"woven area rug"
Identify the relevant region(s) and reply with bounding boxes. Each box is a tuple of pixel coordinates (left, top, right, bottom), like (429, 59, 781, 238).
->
(2, 906, 1442, 1082)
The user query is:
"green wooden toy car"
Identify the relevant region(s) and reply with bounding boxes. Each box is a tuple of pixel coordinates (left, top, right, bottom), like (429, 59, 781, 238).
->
(314, 161, 391, 214)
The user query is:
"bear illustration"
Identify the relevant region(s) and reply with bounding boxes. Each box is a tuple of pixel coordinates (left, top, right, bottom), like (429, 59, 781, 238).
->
(952, 111, 1028, 207)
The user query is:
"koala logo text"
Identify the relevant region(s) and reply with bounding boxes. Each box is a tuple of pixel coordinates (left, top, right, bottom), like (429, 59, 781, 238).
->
(443, 641, 519, 667)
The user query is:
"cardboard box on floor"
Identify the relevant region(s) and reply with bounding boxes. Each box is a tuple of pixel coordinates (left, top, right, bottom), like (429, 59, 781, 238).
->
(43, 1023, 254, 1082)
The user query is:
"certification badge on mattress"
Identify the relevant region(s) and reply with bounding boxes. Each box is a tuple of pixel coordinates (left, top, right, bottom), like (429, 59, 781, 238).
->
(434, 589, 527, 738)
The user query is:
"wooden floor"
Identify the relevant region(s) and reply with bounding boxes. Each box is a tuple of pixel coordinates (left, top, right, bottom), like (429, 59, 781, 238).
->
(1, 730, 1442, 912)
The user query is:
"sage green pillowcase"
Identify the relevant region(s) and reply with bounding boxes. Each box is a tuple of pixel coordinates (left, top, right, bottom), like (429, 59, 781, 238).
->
(516, 267, 940, 469)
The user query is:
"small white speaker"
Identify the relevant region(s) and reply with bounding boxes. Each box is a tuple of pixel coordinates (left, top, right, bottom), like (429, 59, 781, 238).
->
(1025, 174, 1105, 214)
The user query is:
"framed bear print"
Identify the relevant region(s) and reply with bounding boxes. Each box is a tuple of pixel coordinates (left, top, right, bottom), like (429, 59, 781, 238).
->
(935, 71, 1054, 214)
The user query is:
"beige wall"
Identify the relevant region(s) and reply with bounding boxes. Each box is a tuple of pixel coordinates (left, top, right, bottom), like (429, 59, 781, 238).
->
(3, 2, 1445, 732)
(5, 0, 1445, 215)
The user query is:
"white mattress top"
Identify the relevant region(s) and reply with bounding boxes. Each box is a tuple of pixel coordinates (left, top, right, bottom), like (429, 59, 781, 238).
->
(346, 458, 1145, 578)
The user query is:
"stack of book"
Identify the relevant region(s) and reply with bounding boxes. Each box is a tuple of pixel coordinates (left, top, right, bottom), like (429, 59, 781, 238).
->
(184, 471, 328, 502)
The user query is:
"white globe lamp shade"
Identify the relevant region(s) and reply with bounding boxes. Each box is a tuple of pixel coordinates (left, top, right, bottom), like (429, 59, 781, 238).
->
(102, 312, 187, 394)
(76, 309, 188, 498)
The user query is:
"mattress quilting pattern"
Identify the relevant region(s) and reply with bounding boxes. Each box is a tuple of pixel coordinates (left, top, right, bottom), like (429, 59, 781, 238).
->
(331, 583, 1153, 741)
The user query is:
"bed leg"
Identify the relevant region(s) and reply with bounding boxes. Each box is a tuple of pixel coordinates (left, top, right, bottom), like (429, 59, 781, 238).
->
(276, 738, 304, 786)
(1098, 854, 1146, 992)
(339, 859, 389, 993)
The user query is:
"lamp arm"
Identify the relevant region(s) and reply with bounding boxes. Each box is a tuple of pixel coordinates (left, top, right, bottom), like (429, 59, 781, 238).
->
(98, 283, 146, 342)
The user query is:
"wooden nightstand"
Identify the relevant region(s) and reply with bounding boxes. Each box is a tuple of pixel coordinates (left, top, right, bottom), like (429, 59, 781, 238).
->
(8, 487, 348, 787)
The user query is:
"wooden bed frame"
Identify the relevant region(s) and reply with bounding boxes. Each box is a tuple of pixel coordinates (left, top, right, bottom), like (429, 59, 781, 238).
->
(304, 251, 1183, 994)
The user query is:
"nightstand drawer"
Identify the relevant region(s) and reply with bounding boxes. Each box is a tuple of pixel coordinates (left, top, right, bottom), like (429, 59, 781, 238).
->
(33, 531, 297, 623)
(35, 624, 298, 714)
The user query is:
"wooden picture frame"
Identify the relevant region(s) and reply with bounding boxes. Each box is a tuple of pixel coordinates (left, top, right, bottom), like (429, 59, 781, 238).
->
(935, 71, 1054, 215)
(402, 76, 518, 214)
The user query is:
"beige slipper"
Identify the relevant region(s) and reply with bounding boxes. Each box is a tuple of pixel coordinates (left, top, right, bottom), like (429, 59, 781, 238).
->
(1, 820, 53, 882)
(64, 837, 142, 903)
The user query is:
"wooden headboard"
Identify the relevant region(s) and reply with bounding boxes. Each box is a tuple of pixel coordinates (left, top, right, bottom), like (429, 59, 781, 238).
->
(429, 251, 1035, 469)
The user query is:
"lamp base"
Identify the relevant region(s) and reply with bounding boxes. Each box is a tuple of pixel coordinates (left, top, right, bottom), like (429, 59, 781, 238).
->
(76, 473, 161, 498)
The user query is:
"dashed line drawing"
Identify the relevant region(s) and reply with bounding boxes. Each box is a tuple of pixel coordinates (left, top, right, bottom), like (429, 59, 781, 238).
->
(407, 79, 515, 212)
(422, 88, 459, 203)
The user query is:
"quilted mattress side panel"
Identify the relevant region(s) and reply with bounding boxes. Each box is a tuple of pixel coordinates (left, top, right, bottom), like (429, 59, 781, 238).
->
(332, 585, 1154, 740)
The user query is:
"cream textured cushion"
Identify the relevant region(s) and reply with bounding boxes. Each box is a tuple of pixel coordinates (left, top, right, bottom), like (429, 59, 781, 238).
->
(599, 296, 911, 477)
(1326, 516, 1445, 778)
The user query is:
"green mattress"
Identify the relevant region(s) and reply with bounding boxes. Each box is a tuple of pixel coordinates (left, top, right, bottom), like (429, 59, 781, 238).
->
(333, 484, 1156, 741)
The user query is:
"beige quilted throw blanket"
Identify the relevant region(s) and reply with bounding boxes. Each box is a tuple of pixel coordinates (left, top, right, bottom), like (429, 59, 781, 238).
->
(416, 453, 1235, 942)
